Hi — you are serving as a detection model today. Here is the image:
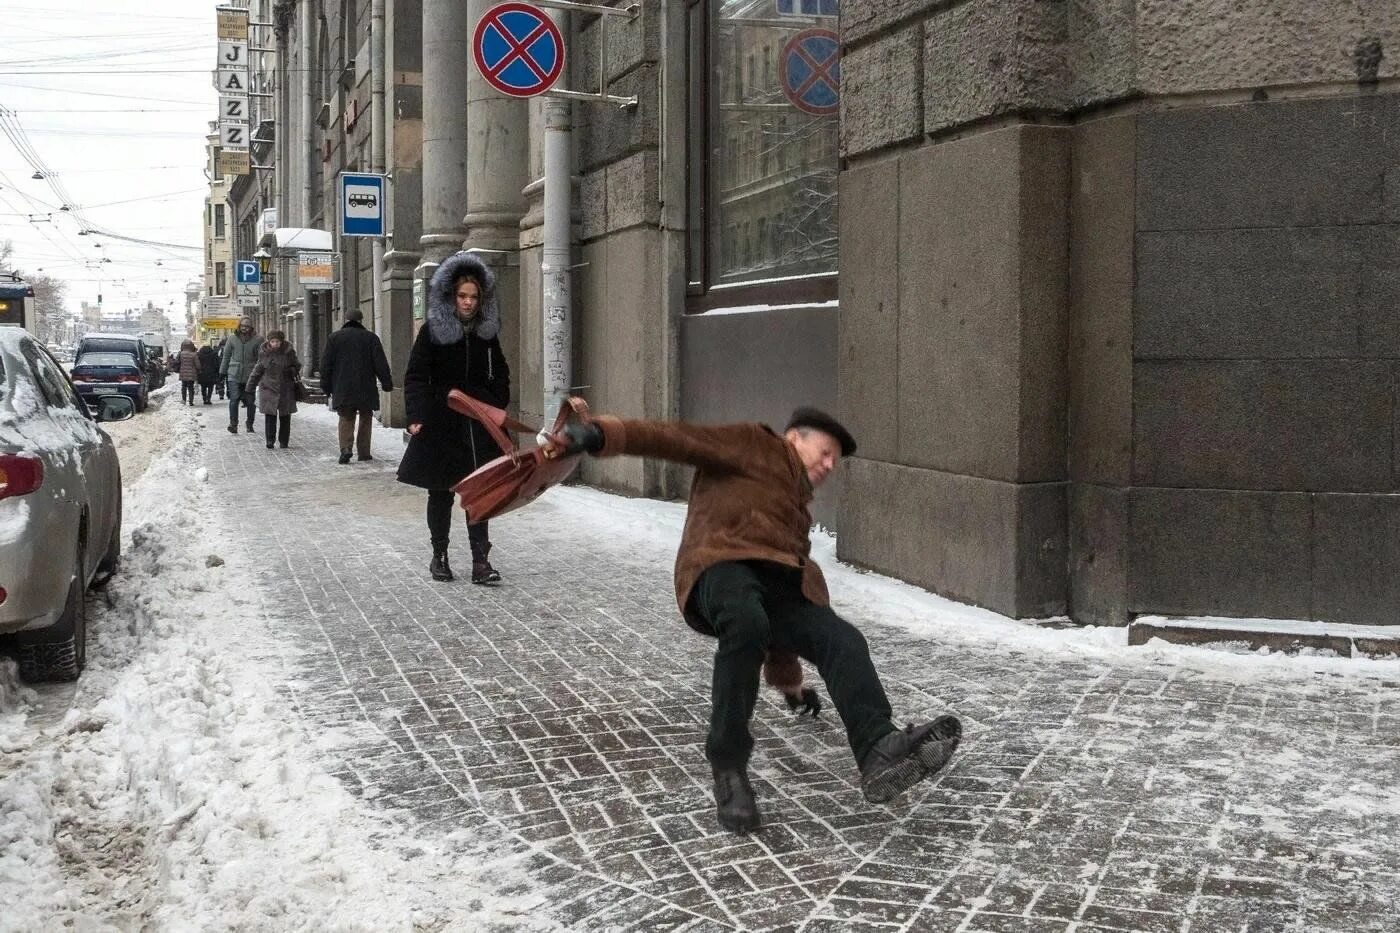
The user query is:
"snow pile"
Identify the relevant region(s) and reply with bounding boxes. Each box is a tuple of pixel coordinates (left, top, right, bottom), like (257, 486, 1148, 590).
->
(0, 399, 560, 931)
(0, 658, 34, 749)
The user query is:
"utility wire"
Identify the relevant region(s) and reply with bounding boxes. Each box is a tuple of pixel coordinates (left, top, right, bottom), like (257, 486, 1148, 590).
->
(0, 81, 211, 106)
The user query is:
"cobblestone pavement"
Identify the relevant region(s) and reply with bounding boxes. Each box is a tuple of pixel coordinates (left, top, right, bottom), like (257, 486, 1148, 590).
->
(206, 408, 1400, 932)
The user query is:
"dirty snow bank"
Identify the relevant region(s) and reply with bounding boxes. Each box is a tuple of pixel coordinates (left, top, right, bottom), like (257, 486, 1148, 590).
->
(0, 400, 559, 931)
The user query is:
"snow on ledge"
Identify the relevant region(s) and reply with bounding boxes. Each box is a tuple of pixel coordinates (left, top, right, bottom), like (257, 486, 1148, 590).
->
(1135, 615, 1400, 639)
(701, 299, 839, 316)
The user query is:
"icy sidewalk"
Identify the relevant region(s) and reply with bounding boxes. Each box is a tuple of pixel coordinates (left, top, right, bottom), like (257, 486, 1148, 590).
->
(195, 406, 1400, 932)
(0, 396, 562, 932)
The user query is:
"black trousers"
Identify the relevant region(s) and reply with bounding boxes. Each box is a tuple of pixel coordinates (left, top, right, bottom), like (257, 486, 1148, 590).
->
(180, 380, 196, 404)
(263, 413, 291, 446)
(199, 382, 214, 403)
(426, 488, 489, 552)
(691, 561, 895, 769)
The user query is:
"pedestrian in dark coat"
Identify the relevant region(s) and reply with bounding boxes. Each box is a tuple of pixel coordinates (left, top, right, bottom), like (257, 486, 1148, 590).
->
(320, 308, 394, 464)
(545, 408, 962, 835)
(396, 251, 510, 585)
(196, 344, 220, 404)
(245, 330, 301, 449)
(177, 339, 199, 405)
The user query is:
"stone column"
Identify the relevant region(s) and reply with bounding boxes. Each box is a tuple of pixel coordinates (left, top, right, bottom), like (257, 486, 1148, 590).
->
(378, 0, 423, 427)
(837, 1, 1072, 621)
(417, 0, 471, 268)
(462, 0, 530, 418)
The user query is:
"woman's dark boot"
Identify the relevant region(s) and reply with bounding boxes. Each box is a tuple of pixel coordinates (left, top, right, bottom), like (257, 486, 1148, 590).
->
(471, 542, 501, 585)
(429, 543, 453, 582)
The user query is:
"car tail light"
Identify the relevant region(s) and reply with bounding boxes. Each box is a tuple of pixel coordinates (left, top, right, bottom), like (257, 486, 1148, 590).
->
(0, 587, 6, 605)
(71, 373, 91, 382)
(0, 454, 43, 501)
(118, 374, 142, 383)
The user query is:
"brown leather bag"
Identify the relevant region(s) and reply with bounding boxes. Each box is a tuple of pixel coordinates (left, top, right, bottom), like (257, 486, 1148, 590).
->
(446, 389, 591, 524)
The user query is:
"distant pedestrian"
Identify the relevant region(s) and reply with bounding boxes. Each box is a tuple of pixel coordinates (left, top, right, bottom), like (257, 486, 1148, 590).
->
(176, 339, 199, 405)
(545, 408, 962, 834)
(196, 343, 220, 404)
(320, 308, 393, 465)
(219, 317, 262, 434)
(245, 330, 301, 450)
(396, 252, 510, 585)
(214, 338, 227, 399)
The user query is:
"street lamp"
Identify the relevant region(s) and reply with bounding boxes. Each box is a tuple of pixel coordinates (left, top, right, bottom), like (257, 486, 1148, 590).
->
(253, 247, 271, 276)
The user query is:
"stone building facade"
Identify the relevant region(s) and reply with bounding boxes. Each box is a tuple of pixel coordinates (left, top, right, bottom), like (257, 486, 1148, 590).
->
(259, 0, 1400, 627)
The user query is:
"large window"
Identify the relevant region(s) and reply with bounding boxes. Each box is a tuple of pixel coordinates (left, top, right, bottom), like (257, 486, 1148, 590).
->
(687, 0, 839, 308)
(214, 203, 226, 239)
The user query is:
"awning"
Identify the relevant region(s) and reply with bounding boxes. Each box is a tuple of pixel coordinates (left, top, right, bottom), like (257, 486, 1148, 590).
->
(259, 227, 333, 253)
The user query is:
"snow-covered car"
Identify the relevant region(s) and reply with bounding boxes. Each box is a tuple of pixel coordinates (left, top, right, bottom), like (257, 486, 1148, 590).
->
(0, 328, 133, 682)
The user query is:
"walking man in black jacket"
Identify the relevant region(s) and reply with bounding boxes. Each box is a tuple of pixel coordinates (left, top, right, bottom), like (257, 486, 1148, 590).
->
(320, 308, 394, 464)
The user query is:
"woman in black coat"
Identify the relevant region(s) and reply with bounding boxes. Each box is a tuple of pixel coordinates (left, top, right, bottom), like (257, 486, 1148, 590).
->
(397, 251, 510, 585)
(196, 344, 221, 404)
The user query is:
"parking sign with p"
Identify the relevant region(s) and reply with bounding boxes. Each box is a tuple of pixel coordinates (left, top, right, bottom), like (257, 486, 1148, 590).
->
(339, 172, 387, 237)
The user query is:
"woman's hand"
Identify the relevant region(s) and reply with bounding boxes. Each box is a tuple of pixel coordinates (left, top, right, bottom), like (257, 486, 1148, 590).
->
(408, 423, 423, 435)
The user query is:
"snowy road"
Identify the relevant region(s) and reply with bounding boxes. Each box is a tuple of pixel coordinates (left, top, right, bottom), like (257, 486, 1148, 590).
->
(4, 393, 1400, 931)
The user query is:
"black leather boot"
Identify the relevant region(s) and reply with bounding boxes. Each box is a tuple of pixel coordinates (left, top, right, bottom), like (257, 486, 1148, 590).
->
(338, 449, 352, 464)
(711, 765, 761, 834)
(470, 541, 501, 585)
(859, 714, 962, 804)
(429, 549, 453, 582)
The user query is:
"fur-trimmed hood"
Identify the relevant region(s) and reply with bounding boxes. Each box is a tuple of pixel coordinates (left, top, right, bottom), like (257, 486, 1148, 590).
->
(426, 251, 500, 345)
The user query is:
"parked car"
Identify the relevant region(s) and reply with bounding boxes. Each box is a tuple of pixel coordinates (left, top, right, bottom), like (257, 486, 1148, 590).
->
(75, 333, 161, 393)
(69, 351, 150, 413)
(0, 329, 133, 682)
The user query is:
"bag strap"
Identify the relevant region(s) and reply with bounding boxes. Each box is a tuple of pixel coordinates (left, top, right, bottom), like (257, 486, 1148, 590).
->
(550, 395, 591, 433)
(449, 390, 591, 462)
(446, 389, 533, 456)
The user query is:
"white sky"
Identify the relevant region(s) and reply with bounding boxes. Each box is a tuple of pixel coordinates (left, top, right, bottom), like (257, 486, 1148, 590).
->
(0, 1, 220, 327)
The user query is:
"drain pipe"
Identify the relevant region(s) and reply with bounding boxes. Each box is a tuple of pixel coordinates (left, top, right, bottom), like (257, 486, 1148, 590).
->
(370, 0, 385, 331)
(541, 82, 572, 426)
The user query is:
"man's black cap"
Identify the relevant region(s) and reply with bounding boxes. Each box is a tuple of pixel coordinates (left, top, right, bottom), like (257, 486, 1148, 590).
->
(785, 407, 857, 458)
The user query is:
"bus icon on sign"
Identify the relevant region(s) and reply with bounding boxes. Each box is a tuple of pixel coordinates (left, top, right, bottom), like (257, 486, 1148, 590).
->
(346, 188, 379, 213)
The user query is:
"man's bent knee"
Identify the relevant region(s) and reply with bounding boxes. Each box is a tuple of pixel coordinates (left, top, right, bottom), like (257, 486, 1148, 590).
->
(710, 599, 771, 653)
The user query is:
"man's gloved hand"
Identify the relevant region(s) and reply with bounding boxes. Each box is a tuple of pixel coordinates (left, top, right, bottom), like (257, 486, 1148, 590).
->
(784, 687, 821, 719)
(548, 421, 604, 458)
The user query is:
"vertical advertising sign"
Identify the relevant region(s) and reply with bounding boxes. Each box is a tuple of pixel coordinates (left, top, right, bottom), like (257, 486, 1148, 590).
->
(215, 7, 250, 176)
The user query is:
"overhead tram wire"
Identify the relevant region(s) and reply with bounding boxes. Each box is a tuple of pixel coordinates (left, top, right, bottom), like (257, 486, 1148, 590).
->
(0, 110, 200, 260)
(0, 82, 210, 106)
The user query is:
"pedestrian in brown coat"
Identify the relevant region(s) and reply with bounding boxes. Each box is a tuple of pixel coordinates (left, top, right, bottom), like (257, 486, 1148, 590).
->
(177, 339, 199, 405)
(245, 330, 301, 450)
(546, 407, 962, 833)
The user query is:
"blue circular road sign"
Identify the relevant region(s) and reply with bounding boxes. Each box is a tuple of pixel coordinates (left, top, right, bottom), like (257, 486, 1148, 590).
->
(473, 2, 566, 99)
(781, 28, 840, 116)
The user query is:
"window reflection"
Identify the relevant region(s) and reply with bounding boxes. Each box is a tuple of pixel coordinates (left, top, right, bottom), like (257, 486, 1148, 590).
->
(714, 0, 838, 286)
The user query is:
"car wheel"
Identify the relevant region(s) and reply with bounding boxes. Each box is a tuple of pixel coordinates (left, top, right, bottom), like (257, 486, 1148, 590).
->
(16, 536, 87, 683)
(136, 392, 148, 413)
(93, 487, 121, 586)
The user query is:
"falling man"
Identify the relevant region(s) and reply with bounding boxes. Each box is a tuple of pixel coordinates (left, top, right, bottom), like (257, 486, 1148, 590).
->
(545, 406, 962, 833)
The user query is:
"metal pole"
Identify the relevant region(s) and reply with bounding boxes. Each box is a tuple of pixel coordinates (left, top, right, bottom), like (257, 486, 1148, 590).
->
(370, 0, 386, 332)
(541, 95, 572, 427)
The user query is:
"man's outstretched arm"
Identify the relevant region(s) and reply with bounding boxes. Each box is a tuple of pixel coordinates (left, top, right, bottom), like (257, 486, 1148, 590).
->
(550, 417, 764, 474)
